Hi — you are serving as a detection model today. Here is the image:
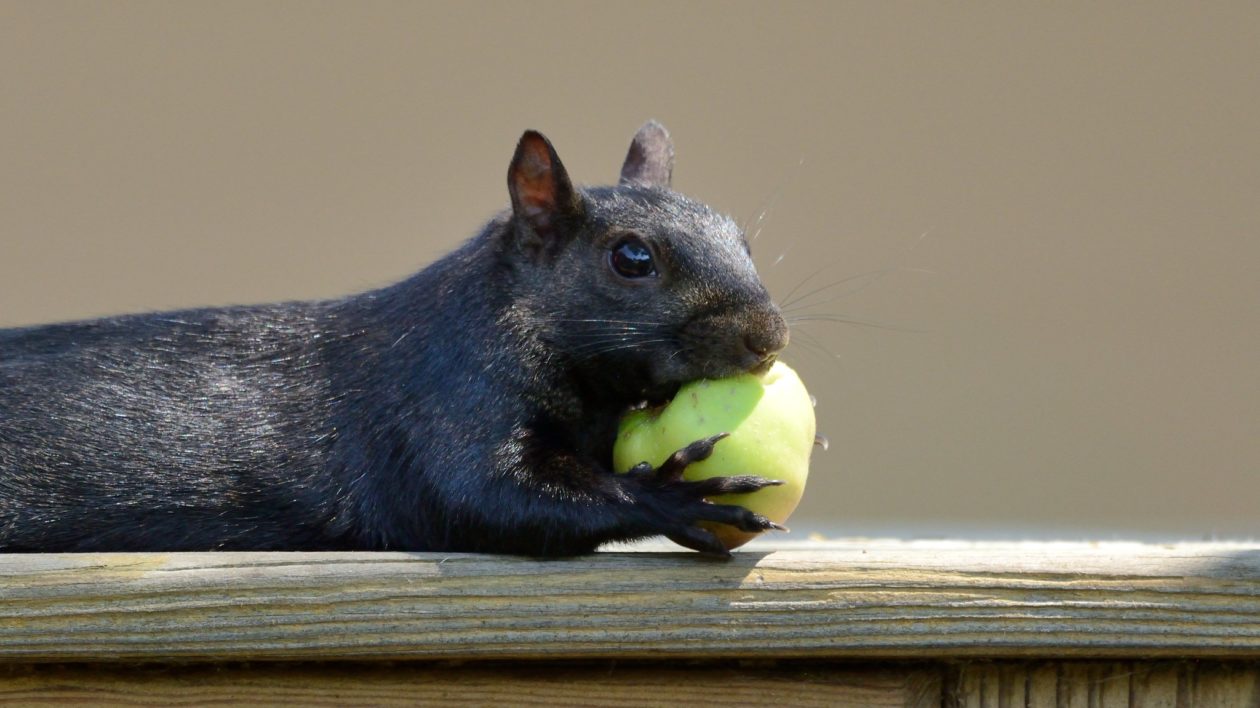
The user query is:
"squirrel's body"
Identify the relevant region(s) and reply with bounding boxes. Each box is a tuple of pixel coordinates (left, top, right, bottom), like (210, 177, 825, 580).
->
(0, 123, 789, 555)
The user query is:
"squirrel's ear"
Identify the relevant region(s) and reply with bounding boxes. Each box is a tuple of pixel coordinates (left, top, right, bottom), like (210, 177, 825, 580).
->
(619, 120, 674, 188)
(508, 130, 581, 253)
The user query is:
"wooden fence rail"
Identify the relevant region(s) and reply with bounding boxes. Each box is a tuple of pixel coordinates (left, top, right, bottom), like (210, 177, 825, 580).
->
(1, 541, 1258, 704)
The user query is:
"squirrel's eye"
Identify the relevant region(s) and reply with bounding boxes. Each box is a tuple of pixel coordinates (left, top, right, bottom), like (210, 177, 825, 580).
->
(609, 237, 657, 279)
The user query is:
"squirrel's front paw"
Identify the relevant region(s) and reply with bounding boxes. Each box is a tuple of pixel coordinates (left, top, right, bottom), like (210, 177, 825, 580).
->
(623, 433, 785, 557)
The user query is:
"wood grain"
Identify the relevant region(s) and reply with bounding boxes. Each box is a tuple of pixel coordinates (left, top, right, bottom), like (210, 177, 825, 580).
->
(5, 659, 1256, 706)
(0, 662, 941, 707)
(1, 541, 1258, 662)
(945, 661, 1260, 707)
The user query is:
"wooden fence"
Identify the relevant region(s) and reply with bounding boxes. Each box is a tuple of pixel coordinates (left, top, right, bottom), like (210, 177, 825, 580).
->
(2, 540, 1257, 705)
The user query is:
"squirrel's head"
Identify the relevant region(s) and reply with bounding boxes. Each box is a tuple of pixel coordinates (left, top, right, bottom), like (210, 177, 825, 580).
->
(502, 121, 789, 405)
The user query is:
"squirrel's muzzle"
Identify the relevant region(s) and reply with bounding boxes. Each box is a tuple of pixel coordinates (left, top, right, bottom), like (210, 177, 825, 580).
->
(742, 307, 789, 375)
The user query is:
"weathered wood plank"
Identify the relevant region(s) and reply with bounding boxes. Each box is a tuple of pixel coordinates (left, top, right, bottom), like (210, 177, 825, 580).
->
(0, 541, 1258, 662)
(0, 662, 941, 707)
(945, 661, 1260, 707)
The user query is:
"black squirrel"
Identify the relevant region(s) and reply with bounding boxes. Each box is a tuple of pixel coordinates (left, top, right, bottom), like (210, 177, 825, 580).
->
(0, 121, 790, 557)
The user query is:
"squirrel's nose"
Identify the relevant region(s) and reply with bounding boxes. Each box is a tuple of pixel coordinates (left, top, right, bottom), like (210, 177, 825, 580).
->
(743, 312, 789, 373)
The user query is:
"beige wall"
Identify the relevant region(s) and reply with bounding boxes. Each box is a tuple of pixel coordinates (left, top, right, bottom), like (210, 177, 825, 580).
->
(3, 2, 1257, 539)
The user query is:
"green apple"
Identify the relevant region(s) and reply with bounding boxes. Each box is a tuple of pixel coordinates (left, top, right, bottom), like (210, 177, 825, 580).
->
(613, 361, 816, 550)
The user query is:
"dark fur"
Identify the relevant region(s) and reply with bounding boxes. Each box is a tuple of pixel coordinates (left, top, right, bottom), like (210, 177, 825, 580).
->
(0, 122, 788, 555)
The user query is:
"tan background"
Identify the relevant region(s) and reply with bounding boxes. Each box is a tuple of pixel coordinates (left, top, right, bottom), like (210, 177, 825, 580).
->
(2, 2, 1257, 540)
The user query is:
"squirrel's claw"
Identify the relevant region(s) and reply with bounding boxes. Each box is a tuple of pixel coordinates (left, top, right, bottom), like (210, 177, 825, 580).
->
(666, 526, 731, 558)
(653, 432, 729, 482)
(686, 474, 782, 496)
(622, 432, 787, 557)
(685, 501, 780, 534)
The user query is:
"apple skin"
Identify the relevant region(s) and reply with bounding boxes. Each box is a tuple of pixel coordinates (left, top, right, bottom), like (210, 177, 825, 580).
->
(613, 361, 816, 549)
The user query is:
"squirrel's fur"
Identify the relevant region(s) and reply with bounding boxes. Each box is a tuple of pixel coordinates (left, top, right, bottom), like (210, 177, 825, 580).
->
(0, 122, 789, 556)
